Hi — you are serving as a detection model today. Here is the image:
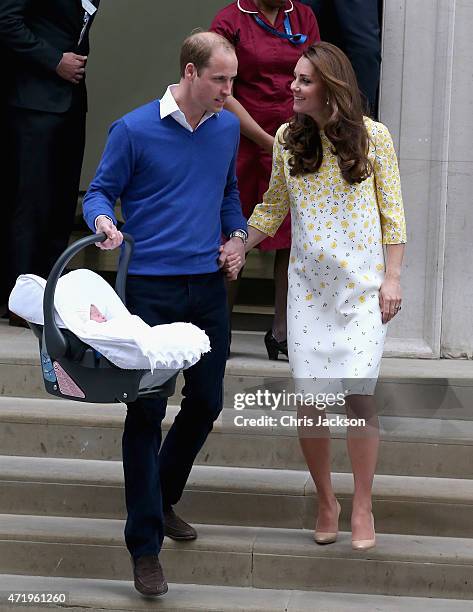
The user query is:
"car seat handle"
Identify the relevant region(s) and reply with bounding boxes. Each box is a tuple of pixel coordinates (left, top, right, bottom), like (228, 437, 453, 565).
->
(43, 232, 134, 360)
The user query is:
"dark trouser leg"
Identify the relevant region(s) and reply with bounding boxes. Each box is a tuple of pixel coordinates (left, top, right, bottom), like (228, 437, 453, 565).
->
(159, 273, 229, 509)
(122, 276, 189, 559)
(0, 98, 9, 308)
(122, 396, 167, 559)
(122, 273, 228, 557)
(47, 104, 86, 273)
(5, 105, 85, 294)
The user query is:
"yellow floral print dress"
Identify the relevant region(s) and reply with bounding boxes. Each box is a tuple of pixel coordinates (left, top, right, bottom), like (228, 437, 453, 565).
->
(248, 118, 406, 391)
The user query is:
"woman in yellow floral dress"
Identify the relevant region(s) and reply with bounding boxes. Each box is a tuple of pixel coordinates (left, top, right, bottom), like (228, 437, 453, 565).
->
(245, 42, 406, 550)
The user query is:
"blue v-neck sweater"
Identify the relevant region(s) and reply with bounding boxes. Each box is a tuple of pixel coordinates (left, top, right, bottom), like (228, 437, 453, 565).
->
(83, 100, 246, 276)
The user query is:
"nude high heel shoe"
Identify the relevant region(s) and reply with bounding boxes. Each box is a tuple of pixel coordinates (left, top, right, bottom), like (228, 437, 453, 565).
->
(352, 512, 376, 551)
(314, 500, 341, 545)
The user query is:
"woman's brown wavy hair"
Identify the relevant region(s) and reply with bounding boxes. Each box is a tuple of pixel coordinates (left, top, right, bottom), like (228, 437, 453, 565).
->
(283, 42, 372, 184)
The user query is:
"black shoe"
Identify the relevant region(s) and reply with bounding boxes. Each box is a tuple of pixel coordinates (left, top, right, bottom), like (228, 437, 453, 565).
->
(264, 329, 288, 361)
(164, 509, 197, 541)
(132, 555, 168, 597)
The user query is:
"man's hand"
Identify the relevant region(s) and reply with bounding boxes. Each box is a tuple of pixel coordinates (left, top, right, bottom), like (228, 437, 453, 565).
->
(219, 237, 245, 281)
(56, 52, 87, 84)
(95, 215, 123, 250)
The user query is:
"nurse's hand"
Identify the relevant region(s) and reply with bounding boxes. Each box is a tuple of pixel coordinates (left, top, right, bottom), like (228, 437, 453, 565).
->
(260, 133, 275, 155)
(95, 215, 123, 250)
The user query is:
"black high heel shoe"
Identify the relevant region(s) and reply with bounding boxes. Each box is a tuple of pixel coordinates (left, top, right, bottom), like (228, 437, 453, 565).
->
(264, 330, 288, 361)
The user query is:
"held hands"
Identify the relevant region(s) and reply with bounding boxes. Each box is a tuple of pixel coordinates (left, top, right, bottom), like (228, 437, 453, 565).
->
(219, 237, 246, 281)
(56, 52, 87, 84)
(95, 216, 123, 250)
(379, 275, 402, 324)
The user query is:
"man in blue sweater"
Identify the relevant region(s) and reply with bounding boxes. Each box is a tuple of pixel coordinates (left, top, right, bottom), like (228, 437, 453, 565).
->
(83, 32, 246, 597)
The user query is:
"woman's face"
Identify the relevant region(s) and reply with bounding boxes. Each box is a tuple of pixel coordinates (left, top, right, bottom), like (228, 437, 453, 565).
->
(291, 56, 328, 123)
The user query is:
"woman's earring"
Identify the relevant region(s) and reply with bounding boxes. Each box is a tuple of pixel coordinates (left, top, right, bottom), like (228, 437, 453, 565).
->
(326, 98, 329, 105)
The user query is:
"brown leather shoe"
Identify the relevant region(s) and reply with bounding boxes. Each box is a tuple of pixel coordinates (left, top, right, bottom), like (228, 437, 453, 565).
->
(132, 555, 168, 597)
(163, 509, 197, 541)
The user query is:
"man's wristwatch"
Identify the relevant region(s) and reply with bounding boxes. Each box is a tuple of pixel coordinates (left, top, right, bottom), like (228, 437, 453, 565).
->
(94, 214, 114, 230)
(229, 229, 248, 244)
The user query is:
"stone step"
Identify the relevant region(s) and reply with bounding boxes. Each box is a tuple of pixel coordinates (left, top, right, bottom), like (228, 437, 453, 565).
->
(1, 455, 472, 537)
(0, 573, 471, 612)
(1, 397, 473, 478)
(0, 514, 472, 599)
(1, 322, 473, 420)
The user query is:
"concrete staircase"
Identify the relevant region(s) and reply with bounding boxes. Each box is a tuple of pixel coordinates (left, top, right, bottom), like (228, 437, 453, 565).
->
(1, 320, 473, 610)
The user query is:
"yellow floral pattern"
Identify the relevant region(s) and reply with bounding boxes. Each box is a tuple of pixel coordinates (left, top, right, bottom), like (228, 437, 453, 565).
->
(248, 118, 407, 384)
(249, 118, 406, 243)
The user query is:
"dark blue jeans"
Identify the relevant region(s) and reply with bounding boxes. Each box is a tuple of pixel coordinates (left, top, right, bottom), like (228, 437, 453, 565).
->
(122, 272, 229, 559)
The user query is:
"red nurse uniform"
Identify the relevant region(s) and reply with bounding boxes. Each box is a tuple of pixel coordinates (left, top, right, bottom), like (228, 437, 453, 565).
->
(211, 0, 319, 250)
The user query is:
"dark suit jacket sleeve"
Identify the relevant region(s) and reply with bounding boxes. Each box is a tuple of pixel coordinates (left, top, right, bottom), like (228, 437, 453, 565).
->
(333, 0, 381, 110)
(306, 5, 320, 44)
(0, 0, 63, 72)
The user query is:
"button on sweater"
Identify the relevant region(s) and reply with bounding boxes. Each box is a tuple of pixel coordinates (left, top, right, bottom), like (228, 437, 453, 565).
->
(83, 100, 246, 276)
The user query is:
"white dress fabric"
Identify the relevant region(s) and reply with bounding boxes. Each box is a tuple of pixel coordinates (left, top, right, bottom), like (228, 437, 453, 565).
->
(248, 118, 407, 395)
(9, 270, 210, 372)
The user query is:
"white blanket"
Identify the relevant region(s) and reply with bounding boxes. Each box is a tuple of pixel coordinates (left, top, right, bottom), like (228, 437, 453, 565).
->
(8, 270, 211, 372)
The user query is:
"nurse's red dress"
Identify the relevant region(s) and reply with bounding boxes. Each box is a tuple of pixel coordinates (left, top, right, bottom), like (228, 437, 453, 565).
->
(211, 0, 319, 250)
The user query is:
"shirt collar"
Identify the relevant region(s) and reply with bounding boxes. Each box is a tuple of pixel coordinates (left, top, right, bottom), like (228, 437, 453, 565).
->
(160, 85, 182, 119)
(237, 0, 294, 15)
(160, 85, 216, 132)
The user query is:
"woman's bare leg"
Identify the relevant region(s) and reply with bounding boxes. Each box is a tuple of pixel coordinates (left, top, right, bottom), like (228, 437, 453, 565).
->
(298, 406, 339, 531)
(346, 395, 379, 540)
(272, 248, 289, 342)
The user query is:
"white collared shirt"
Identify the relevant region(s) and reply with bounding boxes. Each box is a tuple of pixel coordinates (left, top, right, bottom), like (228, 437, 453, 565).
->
(159, 85, 216, 132)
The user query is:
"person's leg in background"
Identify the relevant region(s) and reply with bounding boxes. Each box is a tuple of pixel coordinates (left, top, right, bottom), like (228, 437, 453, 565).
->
(6, 109, 68, 287)
(5, 107, 64, 326)
(0, 113, 9, 315)
(272, 248, 290, 343)
(263, 213, 292, 360)
(47, 93, 86, 273)
(0, 45, 12, 315)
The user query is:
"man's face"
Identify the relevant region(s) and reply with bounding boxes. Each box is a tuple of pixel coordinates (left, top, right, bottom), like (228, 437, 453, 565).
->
(190, 49, 238, 114)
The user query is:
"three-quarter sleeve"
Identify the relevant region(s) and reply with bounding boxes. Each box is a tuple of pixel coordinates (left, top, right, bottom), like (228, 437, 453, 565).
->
(372, 123, 407, 244)
(248, 126, 291, 237)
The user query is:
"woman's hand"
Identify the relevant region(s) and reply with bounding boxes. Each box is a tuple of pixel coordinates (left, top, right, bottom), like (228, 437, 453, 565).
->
(379, 275, 402, 324)
(219, 238, 245, 281)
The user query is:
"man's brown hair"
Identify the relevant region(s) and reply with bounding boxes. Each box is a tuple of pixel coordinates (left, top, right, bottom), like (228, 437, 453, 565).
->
(180, 31, 234, 77)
